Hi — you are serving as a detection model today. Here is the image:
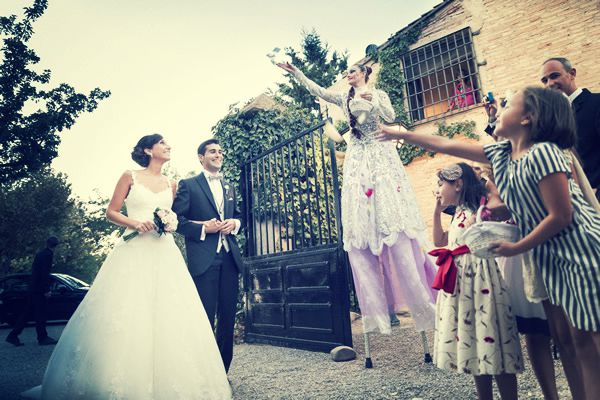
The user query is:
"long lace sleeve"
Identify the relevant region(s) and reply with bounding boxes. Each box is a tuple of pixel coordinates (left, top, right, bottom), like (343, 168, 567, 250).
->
(371, 89, 396, 122)
(291, 69, 344, 107)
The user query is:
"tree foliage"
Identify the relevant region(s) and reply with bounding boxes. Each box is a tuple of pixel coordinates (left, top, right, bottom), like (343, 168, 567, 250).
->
(0, 169, 118, 282)
(212, 104, 317, 187)
(0, 0, 110, 184)
(277, 30, 348, 112)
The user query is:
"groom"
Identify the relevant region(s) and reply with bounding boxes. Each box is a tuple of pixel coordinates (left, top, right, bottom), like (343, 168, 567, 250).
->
(172, 138, 243, 373)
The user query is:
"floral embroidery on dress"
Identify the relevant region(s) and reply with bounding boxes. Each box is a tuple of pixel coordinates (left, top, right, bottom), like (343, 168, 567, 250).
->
(289, 69, 430, 253)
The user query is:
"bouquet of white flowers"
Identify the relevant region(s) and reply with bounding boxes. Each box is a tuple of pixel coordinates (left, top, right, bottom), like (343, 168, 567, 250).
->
(123, 207, 178, 241)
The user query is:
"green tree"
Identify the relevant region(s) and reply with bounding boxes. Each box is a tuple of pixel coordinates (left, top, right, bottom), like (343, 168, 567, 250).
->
(277, 30, 348, 112)
(0, 0, 110, 184)
(212, 104, 317, 187)
(0, 169, 118, 282)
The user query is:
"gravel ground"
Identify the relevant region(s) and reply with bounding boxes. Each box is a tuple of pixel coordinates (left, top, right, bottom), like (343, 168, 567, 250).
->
(1, 315, 572, 400)
(228, 314, 572, 400)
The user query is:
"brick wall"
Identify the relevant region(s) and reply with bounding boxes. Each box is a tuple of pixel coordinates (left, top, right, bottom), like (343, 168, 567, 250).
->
(322, 0, 600, 236)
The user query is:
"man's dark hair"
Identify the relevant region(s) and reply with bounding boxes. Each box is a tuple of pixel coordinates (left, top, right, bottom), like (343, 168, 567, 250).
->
(197, 139, 220, 155)
(46, 237, 59, 248)
(543, 57, 573, 72)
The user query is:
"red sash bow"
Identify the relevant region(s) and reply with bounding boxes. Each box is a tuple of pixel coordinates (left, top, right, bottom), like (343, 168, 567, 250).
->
(429, 245, 470, 294)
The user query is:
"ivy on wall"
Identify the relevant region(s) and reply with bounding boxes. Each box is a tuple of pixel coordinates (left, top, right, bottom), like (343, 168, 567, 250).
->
(212, 104, 340, 252)
(375, 20, 430, 122)
(212, 105, 317, 187)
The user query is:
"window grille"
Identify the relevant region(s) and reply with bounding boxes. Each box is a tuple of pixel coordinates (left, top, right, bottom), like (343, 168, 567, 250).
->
(402, 28, 482, 122)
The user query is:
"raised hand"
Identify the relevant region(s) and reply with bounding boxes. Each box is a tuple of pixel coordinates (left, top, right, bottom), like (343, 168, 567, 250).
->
(359, 92, 373, 102)
(484, 99, 498, 123)
(434, 194, 445, 214)
(276, 62, 296, 73)
(376, 122, 408, 141)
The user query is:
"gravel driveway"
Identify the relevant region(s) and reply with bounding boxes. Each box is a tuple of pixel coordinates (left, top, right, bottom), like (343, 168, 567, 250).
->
(228, 315, 572, 400)
(1, 315, 572, 399)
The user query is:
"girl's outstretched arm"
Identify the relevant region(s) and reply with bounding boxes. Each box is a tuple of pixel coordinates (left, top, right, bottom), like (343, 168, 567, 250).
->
(378, 124, 489, 164)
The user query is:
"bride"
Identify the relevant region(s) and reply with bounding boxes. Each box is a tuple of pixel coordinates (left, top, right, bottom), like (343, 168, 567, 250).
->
(26, 134, 231, 399)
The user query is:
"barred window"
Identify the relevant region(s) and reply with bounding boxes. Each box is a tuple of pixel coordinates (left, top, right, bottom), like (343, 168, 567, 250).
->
(402, 28, 482, 122)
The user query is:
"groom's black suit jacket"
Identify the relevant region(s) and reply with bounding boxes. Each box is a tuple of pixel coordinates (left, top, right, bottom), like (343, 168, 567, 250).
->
(172, 173, 244, 276)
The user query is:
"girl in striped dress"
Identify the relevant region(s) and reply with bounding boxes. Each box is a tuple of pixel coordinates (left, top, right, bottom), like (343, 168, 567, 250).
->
(378, 86, 600, 400)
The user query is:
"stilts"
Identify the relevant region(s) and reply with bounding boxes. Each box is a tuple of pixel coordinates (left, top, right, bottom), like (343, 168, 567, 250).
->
(421, 331, 432, 363)
(362, 326, 432, 368)
(364, 331, 373, 368)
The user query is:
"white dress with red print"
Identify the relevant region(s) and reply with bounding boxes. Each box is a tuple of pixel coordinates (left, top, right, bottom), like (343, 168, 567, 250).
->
(433, 207, 523, 375)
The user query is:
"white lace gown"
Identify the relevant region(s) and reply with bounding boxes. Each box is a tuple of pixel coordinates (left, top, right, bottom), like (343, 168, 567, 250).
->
(291, 70, 436, 333)
(291, 69, 430, 253)
(27, 175, 231, 399)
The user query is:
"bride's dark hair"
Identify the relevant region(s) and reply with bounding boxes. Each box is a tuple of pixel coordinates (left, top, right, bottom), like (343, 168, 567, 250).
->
(347, 64, 373, 139)
(131, 134, 163, 167)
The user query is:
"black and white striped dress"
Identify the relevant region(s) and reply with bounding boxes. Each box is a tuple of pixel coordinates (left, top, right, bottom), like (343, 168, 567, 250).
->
(484, 141, 600, 332)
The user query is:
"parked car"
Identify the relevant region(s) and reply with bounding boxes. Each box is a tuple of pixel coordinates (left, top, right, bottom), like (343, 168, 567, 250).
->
(0, 273, 90, 326)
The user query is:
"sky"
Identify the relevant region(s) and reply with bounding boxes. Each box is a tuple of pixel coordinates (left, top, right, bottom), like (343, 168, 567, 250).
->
(1, 0, 441, 199)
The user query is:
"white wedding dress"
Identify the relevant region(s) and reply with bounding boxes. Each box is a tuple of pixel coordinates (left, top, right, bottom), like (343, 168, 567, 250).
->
(25, 173, 231, 399)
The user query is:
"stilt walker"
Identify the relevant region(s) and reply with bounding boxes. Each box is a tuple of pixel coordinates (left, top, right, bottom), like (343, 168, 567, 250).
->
(277, 61, 437, 368)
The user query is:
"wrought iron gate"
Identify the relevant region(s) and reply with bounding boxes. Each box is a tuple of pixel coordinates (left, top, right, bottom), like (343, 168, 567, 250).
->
(241, 120, 352, 352)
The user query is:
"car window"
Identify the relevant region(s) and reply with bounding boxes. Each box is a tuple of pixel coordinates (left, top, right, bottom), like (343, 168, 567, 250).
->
(1, 277, 29, 293)
(50, 280, 69, 292)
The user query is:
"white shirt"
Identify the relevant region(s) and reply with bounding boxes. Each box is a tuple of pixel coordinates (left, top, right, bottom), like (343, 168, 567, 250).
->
(568, 87, 583, 104)
(200, 170, 241, 253)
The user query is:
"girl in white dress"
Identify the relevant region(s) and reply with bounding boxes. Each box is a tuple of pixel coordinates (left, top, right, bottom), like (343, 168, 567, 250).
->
(431, 163, 522, 400)
(27, 134, 231, 399)
(276, 62, 436, 337)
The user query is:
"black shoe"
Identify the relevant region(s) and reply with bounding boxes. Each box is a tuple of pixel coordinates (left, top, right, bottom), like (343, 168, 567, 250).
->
(6, 334, 24, 347)
(38, 336, 58, 346)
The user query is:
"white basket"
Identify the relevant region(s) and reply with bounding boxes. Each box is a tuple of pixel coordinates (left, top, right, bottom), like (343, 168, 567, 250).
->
(462, 206, 520, 258)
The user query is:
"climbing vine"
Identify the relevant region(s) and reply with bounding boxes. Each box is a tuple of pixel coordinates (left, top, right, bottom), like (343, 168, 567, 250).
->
(375, 20, 430, 122)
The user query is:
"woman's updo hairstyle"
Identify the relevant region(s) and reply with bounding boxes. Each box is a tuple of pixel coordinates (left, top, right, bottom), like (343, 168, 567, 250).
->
(131, 133, 163, 167)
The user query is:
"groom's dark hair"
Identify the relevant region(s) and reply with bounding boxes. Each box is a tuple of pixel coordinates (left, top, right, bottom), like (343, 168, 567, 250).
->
(197, 139, 220, 155)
